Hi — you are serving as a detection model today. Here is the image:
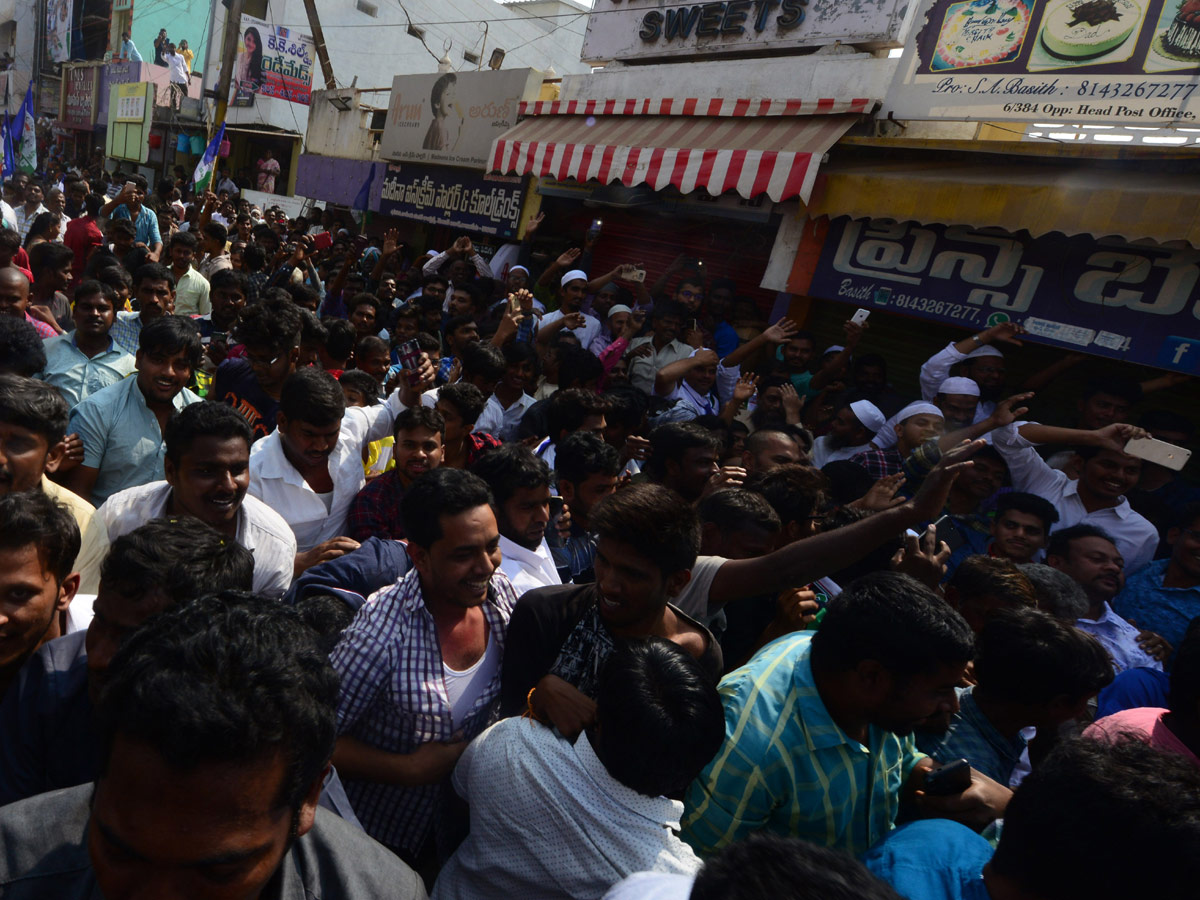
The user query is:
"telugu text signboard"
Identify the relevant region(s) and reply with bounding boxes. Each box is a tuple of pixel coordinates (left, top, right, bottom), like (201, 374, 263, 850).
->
(380, 69, 543, 170)
(61, 65, 98, 130)
(808, 217, 1200, 373)
(378, 164, 525, 238)
(885, 0, 1200, 125)
(106, 82, 153, 164)
(581, 0, 911, 63)
(232, 15, 315, 107)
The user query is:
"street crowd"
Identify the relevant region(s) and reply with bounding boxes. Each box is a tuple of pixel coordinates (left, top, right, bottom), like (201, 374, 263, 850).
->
(0, 162, 1198, 900)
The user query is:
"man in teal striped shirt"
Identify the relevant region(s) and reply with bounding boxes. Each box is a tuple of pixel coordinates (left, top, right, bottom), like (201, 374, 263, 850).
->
(683, 572, 1010, 858)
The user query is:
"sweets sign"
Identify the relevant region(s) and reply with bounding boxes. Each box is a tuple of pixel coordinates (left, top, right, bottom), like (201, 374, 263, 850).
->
(808, 217, 1200, 373)
(885, 0, 1200, 124)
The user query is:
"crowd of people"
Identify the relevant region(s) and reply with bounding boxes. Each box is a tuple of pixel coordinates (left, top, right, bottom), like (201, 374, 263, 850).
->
(0, 161, 1198, 900)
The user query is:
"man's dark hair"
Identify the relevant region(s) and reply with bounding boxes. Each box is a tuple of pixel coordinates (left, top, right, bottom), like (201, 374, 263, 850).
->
(338, 369, 380, 403)
(322, 318, 356, 361)
(0, 491, 80, 583)
(235, 298, 302, 355)
(451, 281, 483, 313)
(139, 315, 203, 369)
(594, 638, 724, 797)
(393, 405, 445, 441)
(602, 383, 648, 432)
(990, 739, 1200, 900)
(1016, 564, 1090, 621)
(651, 300, 687, 322)
(349, 292, 380, 319)
(423, 272, 449, 291)
(692, 833, 904, 900)
(439, 382, 487, 426)
(168, 230, 198, 252)
(106, 218, 137, 241)
(744, 463, 827, 528)
(697, 488, 781, 535)
(645, 422, 722, 481)
(201, 221, 228, 245)
(554, 431, 621, 486)
(1081, 373, 1142, 406)
(126, 174, 149, 192)
(83, 193, 103, 217)
(501, 340, 539, 373)
(27, 241, 74, 277)
(556, 346, 604, 391)
(288, 283, 319, 310)
(0, 228, 22, 253)
(294, 592, 357, 655)
(590, 483, 700, 576)
(401, 468, 493, 549)
(164, 401, 252, 466)
(242, 243, 266, 273)
(132, 262, 175, 290)
(443, 314, 477, 341)
(98, 517, 254, 603)
(1173, 501, 1200, 531)
(209, 267, 248, 297)
(820, 460, 876, 506)
(460, 341, 505, 383)
(1046, 523, 1117, 560)
(279, 367, 345, 427)
(546, 389, 608, 443)
(94, 264, 132, 295)
(995, 491, 1060, 532)
(1139, 409, 1195, 441)
(975, 607, 1112, 706)
(95, 592, 339, 813)
(0, 318, 47, 377)
(297, 310, 327, 350)
(416, 331, 440, 353)
(74, 278, 118, 309)
(356, 334, 389, 360)
(0, 373, 69, 445)
(811, 572, 974, 677)
(470, 442, 551, 508)
(947, 556, 1038, 611)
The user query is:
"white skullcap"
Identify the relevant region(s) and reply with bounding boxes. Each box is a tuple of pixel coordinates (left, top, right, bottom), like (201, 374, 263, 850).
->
(966, 344, 1004, 359)
(509, 264, 529, 276)
(561, 269, 588, 287)
(938, 376, 980, 397)
(607, 304, 632, 318)
(822, 344, 845, 356)
(849, 399, 886, 433)
(896, 401, 944, 422)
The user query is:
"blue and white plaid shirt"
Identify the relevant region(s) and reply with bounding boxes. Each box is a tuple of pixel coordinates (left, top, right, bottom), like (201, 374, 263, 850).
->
(330, 566, 518, 855)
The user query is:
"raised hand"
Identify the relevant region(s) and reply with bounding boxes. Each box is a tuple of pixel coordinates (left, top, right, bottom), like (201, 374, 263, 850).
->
(983, 321, 1026, 346)
(989, 392, 1034, 428)
(910, 439, 983, 522)
(555, 246, 582, 269)
(524, 211, 545, 238)
(733, 373, 759, 403)
(763, 317, 800, 344)
(381, 227, 401, 255)
(891, 527, 952, 591)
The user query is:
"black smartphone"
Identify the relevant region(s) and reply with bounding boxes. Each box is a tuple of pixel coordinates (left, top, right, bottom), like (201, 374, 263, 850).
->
(548, 496, 565, 519)
(924, 759, 972, 796)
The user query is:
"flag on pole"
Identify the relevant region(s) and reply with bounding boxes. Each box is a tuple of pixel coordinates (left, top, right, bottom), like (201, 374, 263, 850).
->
(15, 83, 37, 175)
(193, 122, 227, 194)
(1, 112, 13, 181)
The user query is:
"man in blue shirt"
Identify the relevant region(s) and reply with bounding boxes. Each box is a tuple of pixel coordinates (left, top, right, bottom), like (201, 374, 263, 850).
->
(1116, 502, 1200, 655)
(99, 174, 162, 262)
(120, 30, 142, 61)
(38, 280, 135, 409)
(108, 263, 175, 356)
(62, 316, 201, 505)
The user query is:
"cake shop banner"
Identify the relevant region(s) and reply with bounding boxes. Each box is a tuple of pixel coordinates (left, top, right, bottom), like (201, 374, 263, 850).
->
(377, 164, 525, 238)
(808, 217, 1200, 373)
(884, 0, 1200, 125)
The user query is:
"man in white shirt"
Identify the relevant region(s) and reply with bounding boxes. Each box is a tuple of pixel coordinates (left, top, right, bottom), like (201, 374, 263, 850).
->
(1046, 524, 1168, 674)
(250, 364, 430, 572)
(471, 443, 563, 595)
(811, 400, 885, 468)
(14, 182, 47, 241)
(990, 419, 1159, 576)
(919, 321, 1023, 422)
(474, 342, 537, 443)
(74, 402, 296, 599)
(165, 43, 190, 110)
(166, 231, 210, 317)
(627, 301, 695, 396)
(538, 270, 602, 351)
(432, 639, 722, 900)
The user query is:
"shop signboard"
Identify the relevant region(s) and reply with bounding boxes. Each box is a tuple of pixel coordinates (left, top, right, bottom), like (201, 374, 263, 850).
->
(886, 0, 1200, 125)
(380, 68, 543, 170)
(807, 216, 1200, 372)
(378, 164, 524, 237)
(97, 61, 140, 125)
(581, 0, 911, 63)
(61, 65, 99, 130)
(232, 14, 315, 107)
(105, 82, 153, 164)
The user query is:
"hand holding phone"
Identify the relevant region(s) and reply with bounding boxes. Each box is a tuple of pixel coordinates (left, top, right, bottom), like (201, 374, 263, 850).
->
(923, 759, 972, 796)
(1125, 437, 1191, 471)
(851, 308, 871, 325)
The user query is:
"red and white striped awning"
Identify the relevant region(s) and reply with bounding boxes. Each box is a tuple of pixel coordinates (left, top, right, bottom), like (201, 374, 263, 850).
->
(518, 97, 874, 118)
(488, 113, 859, 203)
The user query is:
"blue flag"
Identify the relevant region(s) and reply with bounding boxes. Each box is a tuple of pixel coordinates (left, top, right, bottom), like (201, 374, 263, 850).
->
(192, 122, 227, 194)
(1, 112, 13, 180)
(353, 164, 376, 212)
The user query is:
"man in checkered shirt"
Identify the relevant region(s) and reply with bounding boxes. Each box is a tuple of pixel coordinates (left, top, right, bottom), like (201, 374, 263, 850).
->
(329, 468, 518, 864)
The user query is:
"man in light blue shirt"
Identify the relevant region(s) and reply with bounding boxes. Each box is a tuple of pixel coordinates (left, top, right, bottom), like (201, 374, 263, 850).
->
(1116, 503, 1200, 655)
(62, 316, 201, 506)
(121, 31, 142, 62)
(99, 174, 162, 261)
(38, 280, 135, 409)
(108, 263, 175, 357)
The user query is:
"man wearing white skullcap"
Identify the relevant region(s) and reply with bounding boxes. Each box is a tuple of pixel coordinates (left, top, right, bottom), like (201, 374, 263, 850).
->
(936, 376, 982, 431)
(537, 269, 602, 351)
(811, 399, 886, 468)
(853, 402, 946, 478)
(919, 322, 1024, 421)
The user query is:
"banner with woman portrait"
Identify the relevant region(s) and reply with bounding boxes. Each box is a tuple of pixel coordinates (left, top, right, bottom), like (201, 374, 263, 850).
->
(231, 14, 315, 107)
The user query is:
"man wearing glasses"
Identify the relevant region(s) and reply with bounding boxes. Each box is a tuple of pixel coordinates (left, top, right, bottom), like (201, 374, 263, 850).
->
(210, 297, 302, 441)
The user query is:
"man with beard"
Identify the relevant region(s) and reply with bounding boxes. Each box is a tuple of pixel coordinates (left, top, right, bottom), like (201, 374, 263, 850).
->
(471, 443, 562, 595)
(919, 322, 1024, 421)
(72, 402, 296, 598)
(63, 316, 202, 505)
(682, 572, 1011, 857)
(38, 281, 135, 409)
(108, 263, 176, 356)
(555, 431, 621, 583)
(811, 400, 886, 468)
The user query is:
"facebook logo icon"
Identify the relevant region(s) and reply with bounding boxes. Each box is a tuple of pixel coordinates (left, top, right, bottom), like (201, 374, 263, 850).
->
(1156, 336, 1200, 373)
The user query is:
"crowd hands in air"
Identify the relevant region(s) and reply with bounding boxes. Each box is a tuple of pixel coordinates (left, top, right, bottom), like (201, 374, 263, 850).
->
(1, 167, 1200, 899)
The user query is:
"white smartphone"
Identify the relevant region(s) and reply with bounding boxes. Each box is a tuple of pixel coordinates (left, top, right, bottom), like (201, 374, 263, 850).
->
(123, 180, 137, 194)
(851, 308, 871, 325)
(1125, 437, 1192, 471)
(628, 267, 646, 283)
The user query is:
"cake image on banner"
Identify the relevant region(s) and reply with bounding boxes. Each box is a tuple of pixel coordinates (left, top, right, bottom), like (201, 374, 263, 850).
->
(1030, 0, 1149, 68)
(929, 0, 1033, 69)
(1146, 0, 1200, 70)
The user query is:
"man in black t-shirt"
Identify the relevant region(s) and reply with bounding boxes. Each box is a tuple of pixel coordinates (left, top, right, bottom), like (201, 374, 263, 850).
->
(211, 298, 301, 441)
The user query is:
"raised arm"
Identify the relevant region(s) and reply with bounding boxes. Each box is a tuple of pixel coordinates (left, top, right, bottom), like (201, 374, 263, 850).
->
(811, 319, 867, 391)
(655, 348, 714, 396)
(721, 318, 799, 370)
